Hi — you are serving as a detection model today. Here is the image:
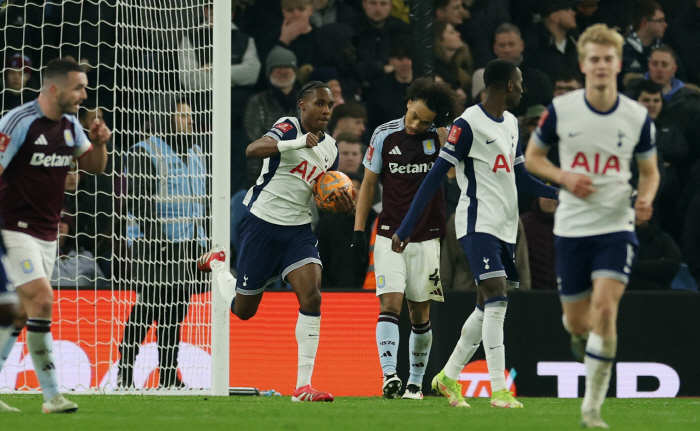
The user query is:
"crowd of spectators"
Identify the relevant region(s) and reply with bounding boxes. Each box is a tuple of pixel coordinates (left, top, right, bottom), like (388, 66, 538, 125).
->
(2, 0, 700, 292)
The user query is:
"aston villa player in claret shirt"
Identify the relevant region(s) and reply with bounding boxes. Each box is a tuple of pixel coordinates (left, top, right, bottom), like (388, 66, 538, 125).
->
(0, 58, 110, 413)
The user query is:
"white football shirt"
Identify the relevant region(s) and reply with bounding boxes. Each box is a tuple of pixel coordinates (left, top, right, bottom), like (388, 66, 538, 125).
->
(243, 117, 339, 226)
(533, 89, 656, 237)
(440, 104, 523, 243)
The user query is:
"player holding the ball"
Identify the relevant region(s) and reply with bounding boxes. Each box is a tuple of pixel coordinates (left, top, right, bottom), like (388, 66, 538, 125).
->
(353, 77, 461, 400)
(197, 81, 354, 402)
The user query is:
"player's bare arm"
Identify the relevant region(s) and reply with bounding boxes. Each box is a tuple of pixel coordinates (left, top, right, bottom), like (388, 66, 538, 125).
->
(353, 169, 379, 232)
(246, 133, 319, 159)
(635, 155, 660, 222)
(351, 169, 379, 263)
(525, 139, 596, 198)
(437, 127, 447, 147)
(78, 118, 111, 174)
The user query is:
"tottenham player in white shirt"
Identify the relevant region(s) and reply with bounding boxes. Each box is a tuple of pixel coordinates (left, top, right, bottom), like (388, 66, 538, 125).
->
(197, 81, 354, 402)
(525, 24, 660, 428)
(394, 60, 557, 409)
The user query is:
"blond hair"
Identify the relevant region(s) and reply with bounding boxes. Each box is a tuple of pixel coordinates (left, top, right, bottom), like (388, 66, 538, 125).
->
(576, 24, 624, 62)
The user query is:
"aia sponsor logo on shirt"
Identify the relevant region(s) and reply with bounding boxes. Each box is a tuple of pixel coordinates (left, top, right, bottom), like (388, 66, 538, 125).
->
(0, 132, 10, 153)
(274, 122, 293, 133)
(447, 126, 462, 144)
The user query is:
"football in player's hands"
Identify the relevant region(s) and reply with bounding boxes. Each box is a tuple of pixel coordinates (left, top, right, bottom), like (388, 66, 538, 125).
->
(313, 171, 356, 213)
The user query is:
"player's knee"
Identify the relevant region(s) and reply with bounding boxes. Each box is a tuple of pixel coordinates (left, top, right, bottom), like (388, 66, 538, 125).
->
(298, 289, 322, 313)
(594, 304, 616, 324)
(568, 318, 589, 336)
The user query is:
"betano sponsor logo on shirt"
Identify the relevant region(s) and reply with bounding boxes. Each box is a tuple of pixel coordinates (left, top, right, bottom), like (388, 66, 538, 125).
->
(29, 152, 73, 167)
(388, 161, 434, 174)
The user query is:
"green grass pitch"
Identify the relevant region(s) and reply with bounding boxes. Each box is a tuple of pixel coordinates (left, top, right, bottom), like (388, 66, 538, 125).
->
(1, 395, 698, 431)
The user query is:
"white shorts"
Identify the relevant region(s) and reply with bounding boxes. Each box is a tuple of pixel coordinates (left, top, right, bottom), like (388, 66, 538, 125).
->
(373, 235, 443, 302)
(1, 230, 56, 290)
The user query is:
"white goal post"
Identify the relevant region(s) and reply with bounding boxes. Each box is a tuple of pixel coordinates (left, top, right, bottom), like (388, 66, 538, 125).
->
(0, 0, 230, 395)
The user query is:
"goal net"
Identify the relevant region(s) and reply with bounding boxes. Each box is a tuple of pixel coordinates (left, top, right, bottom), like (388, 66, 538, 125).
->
(0, 0, 230, 394)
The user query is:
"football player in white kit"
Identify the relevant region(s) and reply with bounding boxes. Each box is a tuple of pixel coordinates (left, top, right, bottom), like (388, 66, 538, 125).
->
(394, 59, 557, 409)
(525, 24, 660, 428)
(198, 81, 354, 402)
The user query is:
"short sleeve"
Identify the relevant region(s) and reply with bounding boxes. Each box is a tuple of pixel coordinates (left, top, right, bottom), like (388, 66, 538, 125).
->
(532, 103, 558, 149)
(71, 117, 92, 158)
(264, 118, 298, 142)
(363, 128, 387, 174)
(635, 116, 657, 160)
(0, 112, 33, 169)
(438, 118, 473, 166)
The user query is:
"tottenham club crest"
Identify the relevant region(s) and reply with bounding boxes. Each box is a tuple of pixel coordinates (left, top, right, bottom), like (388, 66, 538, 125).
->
(422, 139, 436, 155)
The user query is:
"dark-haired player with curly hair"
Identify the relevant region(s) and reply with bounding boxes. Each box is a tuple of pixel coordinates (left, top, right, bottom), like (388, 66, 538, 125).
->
(353, 77, 460, 400)
(197, 81, 354, 402)
(394, 60, 557, 409)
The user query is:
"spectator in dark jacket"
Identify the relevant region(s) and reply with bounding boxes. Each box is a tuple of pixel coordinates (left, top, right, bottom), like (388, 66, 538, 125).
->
(355, 0, 410, 84)
(665, 0, 700, 86)
(365, 34, 413, 133)
(620, 1, 668, 89)
(523, 0, 580, 83)
(316, 173, 374, 288)
(491, 23, 553, 117)
(310, 0, 358, 28)
(682, 191, 700, 286)
(628, 218, 682, 290)
(520, 197, 558, 290)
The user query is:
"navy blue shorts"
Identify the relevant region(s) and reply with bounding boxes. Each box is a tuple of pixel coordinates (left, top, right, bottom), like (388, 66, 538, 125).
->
(459, 233, 519, 288)
(555, 231, 638, 302)
(235, 210, 322, 295)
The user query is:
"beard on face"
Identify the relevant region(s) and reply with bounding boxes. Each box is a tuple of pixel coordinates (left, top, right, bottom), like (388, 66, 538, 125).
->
(57, 92, 80, 115)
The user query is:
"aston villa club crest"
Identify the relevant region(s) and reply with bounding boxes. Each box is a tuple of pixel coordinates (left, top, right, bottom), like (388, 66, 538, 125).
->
(64, 129, 75, 146)
(422, 139, 436, 155)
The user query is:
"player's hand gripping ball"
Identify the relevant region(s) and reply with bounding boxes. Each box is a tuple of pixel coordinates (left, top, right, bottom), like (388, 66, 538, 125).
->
(313, 171, 356, 213)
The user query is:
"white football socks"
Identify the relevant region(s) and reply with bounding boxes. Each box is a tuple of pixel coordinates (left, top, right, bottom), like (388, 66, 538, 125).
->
(582, 332, 616, 413)
(444, 307, 484, 381)
(26, 318, 59, 401)
(295, 311, 321, 389)
(483, 300, 508, 392)
(211, 260, 237, 311)
(376, 312, 400, 376)
(408, 321, 432, 386)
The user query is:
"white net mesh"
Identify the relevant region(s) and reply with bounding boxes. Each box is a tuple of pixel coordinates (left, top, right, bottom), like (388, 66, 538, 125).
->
(0, 0, 216, 393)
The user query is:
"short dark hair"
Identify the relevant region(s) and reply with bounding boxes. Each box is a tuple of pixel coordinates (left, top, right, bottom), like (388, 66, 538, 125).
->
(434, 0, 451, 12)
(328, 102, 367, 131)
(390, 33, 413, 59)
(650, 44, 678, 62)
(405, 77, 461, 128)
(632, 80, 663, 100)
(43, 58, 84, 83)
(553, 70, 583, 85)
(335, 132, 362, 145)
(483, 59, 517, 91)
(631, 1, 662, 31)
(298, 80, 331, 101)
(494, 23, 521, 39)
